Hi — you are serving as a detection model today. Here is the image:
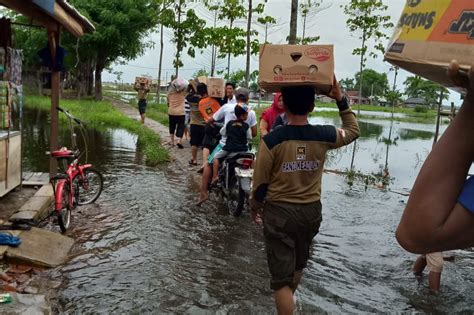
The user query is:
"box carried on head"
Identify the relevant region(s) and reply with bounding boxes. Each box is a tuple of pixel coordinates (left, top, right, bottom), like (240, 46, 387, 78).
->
(385, 0, 473, 94)
(259, 44, 335, 93)
(135, 76, 151, 88)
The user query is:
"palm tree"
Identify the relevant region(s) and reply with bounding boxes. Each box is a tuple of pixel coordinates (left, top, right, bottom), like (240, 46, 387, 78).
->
(403, 76, 425, 99)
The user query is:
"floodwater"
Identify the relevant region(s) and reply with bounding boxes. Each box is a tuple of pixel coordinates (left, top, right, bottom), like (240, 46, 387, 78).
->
(21, 107, 474, 313)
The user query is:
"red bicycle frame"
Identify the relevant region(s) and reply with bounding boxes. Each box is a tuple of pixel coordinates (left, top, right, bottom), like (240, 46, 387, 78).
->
(52, 152, 92, 213)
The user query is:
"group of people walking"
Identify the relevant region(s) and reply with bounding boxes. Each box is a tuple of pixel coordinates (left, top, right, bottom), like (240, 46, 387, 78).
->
(132, 61, 474, 314)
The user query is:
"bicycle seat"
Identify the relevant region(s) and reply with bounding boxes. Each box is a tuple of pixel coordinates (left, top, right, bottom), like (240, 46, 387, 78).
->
(51, 149, 76, 159)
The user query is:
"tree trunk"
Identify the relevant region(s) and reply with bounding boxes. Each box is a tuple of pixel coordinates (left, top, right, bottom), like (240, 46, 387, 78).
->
(227, 18, 234, 78)
(174, 0, 183, 78)
(210, 10, 218, 77)
(87, 62, 94, 96)
(94, 62, 104, 101)
(289, 0, 298, 44)
(357, 32, 366, 115)
(245, 0, 252, 88)
(156, 21, 164, 103)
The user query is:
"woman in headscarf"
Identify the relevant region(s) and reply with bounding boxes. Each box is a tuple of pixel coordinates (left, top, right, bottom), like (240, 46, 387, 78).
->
(259, 93, 284, 137)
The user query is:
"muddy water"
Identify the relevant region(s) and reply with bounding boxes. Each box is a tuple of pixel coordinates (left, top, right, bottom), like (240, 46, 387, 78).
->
(22, 107, 473, 313)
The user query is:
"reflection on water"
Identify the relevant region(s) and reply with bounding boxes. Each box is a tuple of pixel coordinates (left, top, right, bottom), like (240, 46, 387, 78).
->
(309, 116, 469, 190)
(20, 107, 473, 313)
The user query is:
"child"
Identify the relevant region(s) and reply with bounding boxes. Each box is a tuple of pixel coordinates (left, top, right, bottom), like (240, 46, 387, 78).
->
(211, 104, 252, 185)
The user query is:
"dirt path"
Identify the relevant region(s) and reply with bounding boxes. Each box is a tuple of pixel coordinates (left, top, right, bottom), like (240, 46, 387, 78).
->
(108, 97, 203, 187)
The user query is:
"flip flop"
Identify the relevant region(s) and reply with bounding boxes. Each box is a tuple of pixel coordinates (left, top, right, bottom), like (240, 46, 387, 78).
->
(188, 160, 198, 166)
(177, 143, 184, 149)
(197, 167, 204, 174)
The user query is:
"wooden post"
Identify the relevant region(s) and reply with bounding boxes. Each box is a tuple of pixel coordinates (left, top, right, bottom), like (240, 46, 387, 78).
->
(48, 26, 60, 177)
(433, 90, 444, 147)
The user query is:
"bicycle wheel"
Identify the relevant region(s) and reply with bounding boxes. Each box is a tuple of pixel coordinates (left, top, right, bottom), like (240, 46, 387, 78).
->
(58, 183, 71, 233)
(73, 168, 103, 205)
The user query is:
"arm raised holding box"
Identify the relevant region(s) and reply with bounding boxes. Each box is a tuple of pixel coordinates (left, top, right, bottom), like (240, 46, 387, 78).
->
(396, 62, 474, 254)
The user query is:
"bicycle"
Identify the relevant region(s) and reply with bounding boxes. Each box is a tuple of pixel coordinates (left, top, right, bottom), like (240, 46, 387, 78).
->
(49, 107, 103, 233)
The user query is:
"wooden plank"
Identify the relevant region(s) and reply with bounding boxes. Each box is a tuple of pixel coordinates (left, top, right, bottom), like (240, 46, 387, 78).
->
(0, 0, 58, 30)
(6, 133, 21, 191)
(53, 2, 84, 37)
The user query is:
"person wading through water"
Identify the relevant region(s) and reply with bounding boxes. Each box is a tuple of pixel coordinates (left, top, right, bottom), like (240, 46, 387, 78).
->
(251, 77, 360, 315)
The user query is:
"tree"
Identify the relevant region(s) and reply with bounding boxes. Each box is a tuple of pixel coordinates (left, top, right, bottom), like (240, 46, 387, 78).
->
(339, 78, 355, 92)
(354, 69, 389, 97)
(244, 1, 268, 87)
(343, 0, 393, 114)
(192, 69, 210, 78)
(288, 0, 298, 44)
(156, 0, 172, 102)
(403, 76, 449, 108)
(245, 0, 253, 88)
(161, 1, 208, 78)
(297, 0, 332, 44)
(70, 0, 163, 100)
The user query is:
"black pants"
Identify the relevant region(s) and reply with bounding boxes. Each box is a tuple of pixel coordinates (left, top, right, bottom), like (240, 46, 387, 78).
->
(169, 115, 185, 138)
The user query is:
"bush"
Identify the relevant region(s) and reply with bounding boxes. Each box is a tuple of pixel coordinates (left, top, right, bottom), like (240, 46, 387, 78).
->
(414, 105, 428, 113)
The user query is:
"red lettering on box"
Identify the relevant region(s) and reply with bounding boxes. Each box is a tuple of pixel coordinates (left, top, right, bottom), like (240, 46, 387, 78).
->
(304, 47, 331, 62)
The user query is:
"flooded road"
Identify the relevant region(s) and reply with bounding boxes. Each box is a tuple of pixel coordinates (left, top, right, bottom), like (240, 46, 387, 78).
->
(22, 107, 473, 313)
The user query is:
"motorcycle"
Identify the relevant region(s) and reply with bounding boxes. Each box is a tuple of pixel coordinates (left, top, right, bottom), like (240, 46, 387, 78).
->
(211, 152, 255, 217)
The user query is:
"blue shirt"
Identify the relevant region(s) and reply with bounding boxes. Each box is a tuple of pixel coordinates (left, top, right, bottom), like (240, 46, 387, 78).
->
(458, 176, 474, 214)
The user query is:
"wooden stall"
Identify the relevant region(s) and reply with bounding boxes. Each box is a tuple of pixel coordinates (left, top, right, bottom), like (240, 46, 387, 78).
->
(0, 0, 94, 188)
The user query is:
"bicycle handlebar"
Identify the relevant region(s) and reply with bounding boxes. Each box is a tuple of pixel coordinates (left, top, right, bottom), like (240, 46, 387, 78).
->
(57, 107, 82, 125)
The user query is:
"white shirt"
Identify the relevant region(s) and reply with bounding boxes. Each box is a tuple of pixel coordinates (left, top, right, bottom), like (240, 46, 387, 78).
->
(227, 95, 237, 105)
(213, 102, 257, 146)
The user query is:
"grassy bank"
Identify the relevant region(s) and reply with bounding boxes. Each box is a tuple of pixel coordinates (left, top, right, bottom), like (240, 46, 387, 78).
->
(24, 95, 169, 166)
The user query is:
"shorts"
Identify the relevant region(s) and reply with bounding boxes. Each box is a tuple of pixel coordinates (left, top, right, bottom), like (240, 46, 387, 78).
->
(207, 143, 223, 164)
(425, 252, 444, 273)
(263, 200, 322, 291)
(138, 99, 147, 114)
(190, 124, 205, 147)
(169, 115, 185, 138)
(202, 124, 221, 151)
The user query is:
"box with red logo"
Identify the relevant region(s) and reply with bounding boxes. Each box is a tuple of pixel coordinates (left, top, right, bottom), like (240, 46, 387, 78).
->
(259, 44, 334, 93)
(385, 0, 473, 94)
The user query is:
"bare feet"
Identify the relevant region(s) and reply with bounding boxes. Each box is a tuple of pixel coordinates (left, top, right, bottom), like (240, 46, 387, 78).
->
(196, 193, 208, 207)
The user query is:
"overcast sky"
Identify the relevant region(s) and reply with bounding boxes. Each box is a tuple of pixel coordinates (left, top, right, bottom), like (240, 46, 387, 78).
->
(104, 0, 462, 105)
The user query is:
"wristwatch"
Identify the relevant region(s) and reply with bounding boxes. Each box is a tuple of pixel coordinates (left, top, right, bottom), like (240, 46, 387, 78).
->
(336, 95, 349, 111)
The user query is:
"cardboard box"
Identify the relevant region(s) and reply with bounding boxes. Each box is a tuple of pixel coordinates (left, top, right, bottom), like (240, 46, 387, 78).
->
(207, 77, 225, 98)
(385, 0, 473, 94)
(135, 76, 151, 88)
(197, 76, 208, 85)
(259, 44, 334, 93)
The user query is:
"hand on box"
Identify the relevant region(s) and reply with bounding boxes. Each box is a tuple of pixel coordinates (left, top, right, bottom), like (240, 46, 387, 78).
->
(448, 60, 473, 102)
(324, 75, 343, 102)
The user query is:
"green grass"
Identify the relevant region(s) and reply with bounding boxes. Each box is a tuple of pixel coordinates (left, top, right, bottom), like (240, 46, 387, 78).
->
(24, 95, 169, 166)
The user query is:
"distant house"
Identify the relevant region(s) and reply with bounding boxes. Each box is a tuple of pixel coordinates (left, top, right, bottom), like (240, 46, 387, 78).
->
(316, 95, 335, 104)
(346, 91, 370, 105)
(404, 97, 428, 108)
(375, 97, 389, 107)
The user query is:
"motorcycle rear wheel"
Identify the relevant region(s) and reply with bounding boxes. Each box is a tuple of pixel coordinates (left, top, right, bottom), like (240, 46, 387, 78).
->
(227, 176, 245, 217)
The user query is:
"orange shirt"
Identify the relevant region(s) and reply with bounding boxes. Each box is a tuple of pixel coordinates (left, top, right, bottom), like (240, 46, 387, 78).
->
(198, 97, 221, 122)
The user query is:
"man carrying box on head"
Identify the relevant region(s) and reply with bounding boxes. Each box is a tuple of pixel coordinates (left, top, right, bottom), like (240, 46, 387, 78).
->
(251, 43, 360, 315)
(134, 77, 150, 124)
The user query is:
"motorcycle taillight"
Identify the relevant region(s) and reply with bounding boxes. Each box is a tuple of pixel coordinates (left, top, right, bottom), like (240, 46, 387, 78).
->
(239, 158, 254, 169)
